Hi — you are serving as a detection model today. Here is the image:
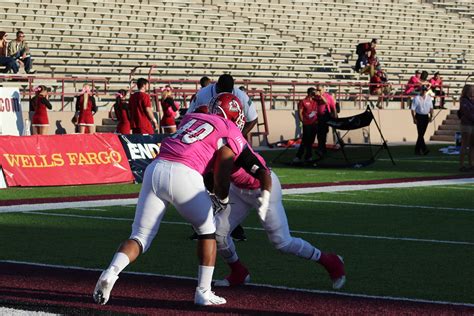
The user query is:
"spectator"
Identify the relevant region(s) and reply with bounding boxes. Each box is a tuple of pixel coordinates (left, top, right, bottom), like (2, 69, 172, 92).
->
(370, 70, 392, 109)
(355, 38, 377, 73)
(30, 85, 52, 135)
(189, 76, 211, 106)
(0, 31, 19, 73)
(114, 89, 131, 135)
(429, 72, 446, 109)
(75, 84, 97, 134)
(411, 85, 433, 155)
(129, 78, 157, 134)
(293, 87, 318, 163)
(187, 74, 258, 138)
(160, 85, 179, 134)
(458, 84, 474, 172)
(7, 30, 35, 74)
(314, 85, 337, 157)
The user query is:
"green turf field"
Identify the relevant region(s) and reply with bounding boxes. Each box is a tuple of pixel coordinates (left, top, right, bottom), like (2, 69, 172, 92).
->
(1, 184, 473, 304)
(1, 144, 473, 305)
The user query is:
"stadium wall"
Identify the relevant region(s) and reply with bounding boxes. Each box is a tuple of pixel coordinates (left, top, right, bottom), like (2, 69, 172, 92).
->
(22, 110, 450, 144)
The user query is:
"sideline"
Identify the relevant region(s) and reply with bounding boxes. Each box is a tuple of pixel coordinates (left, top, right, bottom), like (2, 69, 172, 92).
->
(1, 177, 473, 213)
(1, 260, 473, 308)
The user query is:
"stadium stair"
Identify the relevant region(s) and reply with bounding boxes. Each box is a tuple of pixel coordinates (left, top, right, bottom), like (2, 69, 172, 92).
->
(430, 109, 461, 142)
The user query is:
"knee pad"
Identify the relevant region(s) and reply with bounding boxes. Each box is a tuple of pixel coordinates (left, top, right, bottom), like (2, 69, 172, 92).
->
(197, 233, 215, 240)
(276, 237, 316, 260)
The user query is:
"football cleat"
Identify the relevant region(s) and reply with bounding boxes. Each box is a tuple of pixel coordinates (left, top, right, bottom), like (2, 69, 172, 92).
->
(318, 253, 346, 290)
(194, 287, 227, 306)
(93, 269, 119, 305)
(214, 261, 250, 287)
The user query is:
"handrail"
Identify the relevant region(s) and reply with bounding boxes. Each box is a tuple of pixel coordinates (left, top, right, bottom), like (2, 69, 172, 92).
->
(0, 75, 109, 111)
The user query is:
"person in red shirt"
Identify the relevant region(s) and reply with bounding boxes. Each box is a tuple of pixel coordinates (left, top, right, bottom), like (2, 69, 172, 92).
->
(160, 85, 179, 134)
(314, 85, 337, 157)
(114, 89, 131, 134)
(75, 84, 97, 134)
(30, 85, 52, 135)
(293, 87, 318, 163)
(429, 72, 446, 109)
(370, 71, 392, 109)
(129, 78, 157, 135)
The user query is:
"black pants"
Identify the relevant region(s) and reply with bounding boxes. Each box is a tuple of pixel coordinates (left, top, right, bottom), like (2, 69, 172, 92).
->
(316, 122, 330, 154)
(296, 124, 317, 160)
(415, 114, 429, 154)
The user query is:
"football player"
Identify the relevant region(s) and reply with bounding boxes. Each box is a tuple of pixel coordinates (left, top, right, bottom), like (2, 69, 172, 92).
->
(93, 94, 249, 306)
(208, 95, 346, 289)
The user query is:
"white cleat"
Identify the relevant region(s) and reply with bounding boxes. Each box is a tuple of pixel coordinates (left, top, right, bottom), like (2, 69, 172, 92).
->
(332, 275, 346, 290)
(194, 287, 227, 306)
(214, 274, 250, 287)
(93, 270, 119, 305)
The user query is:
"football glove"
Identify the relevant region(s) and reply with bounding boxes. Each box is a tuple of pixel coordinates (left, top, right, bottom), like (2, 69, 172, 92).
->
(210, 194, 229, 215)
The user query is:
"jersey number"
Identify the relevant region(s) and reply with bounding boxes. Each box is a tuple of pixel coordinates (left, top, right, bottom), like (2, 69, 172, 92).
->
(172, 119, 214, 144)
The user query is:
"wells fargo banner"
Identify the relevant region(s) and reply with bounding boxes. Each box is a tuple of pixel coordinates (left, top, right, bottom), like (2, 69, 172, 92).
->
(0, 134, 134, 187)
(119, 134, 169, 183)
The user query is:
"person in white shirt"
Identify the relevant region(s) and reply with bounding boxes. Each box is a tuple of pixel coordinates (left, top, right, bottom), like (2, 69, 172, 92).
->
(187, 74, 258, 138)
(411, 85, 433, 155)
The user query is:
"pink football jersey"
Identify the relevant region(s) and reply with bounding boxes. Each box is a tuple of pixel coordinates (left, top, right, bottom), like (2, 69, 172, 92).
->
(230, 149, 269, 190)
(159, 113, 247, 175)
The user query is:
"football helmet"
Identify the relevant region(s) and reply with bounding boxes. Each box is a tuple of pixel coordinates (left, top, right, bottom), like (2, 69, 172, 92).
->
(209, 93, 246, 131)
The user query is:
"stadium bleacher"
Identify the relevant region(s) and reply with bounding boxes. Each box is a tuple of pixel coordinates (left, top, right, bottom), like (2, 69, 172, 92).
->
(0, 0, 473, 113)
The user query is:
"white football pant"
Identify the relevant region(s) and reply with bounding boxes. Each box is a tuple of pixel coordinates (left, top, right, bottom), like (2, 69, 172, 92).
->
(130, 159, 216, 252)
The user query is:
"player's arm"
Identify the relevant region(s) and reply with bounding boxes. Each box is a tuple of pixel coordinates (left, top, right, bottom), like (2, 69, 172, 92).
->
(242, 119, 257, 138)
(213, 145, 236, 200)
(234, 147, 272, 193)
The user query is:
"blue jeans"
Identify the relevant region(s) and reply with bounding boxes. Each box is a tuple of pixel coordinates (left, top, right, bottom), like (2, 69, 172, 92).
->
(13, 49, 32, 73)
(0, 56, 19, 73)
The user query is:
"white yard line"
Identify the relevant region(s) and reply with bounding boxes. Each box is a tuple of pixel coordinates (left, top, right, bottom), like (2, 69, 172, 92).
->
(0, 199, 138, 213)
(1, 260, 473, 308)
(281, 178, 474, 195)
(26, 212, 474, 246)
(283, 197, 474, 212)
(72, 207, 108, 212)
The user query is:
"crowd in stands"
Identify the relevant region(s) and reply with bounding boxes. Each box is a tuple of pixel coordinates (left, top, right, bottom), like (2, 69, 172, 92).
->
(0, 30, 35, 74)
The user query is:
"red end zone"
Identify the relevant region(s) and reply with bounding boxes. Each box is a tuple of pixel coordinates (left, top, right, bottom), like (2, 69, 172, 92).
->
(0, 262, 472, 315)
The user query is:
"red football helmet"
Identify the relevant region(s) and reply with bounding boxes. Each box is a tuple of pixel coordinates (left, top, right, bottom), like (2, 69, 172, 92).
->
(209, 93, 246, 131)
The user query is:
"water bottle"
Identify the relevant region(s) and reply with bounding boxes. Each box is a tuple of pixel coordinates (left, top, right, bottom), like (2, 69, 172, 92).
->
(455, 131, 461, 147)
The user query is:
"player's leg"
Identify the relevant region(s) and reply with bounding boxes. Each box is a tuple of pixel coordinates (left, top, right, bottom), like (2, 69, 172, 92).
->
(170, 163, 226, 305)
(259, 172, 346, 289)
(214, 187, 253, 286)
(93, 160, 168, 305)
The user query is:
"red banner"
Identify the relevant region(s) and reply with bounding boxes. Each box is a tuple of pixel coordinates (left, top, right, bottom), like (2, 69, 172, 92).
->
(0, 134, 134, 187)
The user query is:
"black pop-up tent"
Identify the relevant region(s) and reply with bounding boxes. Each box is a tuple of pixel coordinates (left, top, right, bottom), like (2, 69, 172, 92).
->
(271, 104, 395, 168)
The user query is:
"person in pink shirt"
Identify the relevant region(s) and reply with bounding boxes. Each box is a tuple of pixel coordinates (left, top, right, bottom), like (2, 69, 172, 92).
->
(293, 87, 318, 163)
(93, 94, 248, 307)
(429, 72, 446, 109)
(212, 148, 346, 290)
(314, 85, 337, 157)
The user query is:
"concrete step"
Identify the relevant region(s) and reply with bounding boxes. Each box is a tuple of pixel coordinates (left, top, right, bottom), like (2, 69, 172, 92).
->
(439, 124, 461, 131)
(434, 129, 456, 136)
(446, 114, 460, 120)
(430, 135, 455, 142)
(96, 125, 116, 133)
(102, 118, 117, 125)
(443, 119, 461, 125)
